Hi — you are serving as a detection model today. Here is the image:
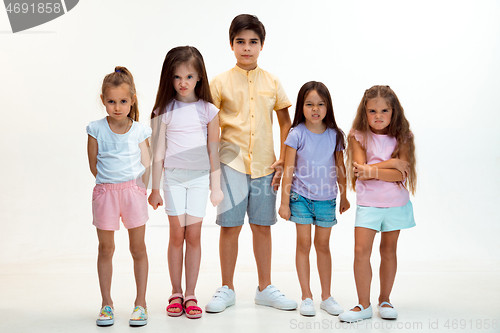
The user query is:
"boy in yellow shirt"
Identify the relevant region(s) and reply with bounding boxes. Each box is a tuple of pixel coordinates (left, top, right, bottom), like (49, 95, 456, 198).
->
(205, 14, 297, 313)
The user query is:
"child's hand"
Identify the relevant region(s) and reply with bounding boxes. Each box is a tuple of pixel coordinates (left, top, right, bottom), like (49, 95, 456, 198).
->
(339, 196, 350, 214)
(392, 158, 410, 180)
(353, 162, 375, 181)
(210, 189, 224, 207)
(148, 190, 163, 210)
(278, 203, 291, 220)
(270, 159, 284, 191)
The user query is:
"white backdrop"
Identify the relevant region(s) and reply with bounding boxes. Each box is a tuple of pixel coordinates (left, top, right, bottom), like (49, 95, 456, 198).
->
(0, 0, 499, 275)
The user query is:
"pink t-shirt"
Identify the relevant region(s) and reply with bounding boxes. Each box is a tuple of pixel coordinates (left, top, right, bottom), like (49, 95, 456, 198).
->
(352, 130, 409, 208)
(161, 99, 219, 170)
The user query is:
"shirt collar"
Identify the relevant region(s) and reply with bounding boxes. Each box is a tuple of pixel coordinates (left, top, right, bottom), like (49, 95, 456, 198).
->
(233, 64, 260, 76)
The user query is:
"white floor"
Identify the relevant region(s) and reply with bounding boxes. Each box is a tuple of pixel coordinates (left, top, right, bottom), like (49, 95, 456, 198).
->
(2, 218, 499, 333)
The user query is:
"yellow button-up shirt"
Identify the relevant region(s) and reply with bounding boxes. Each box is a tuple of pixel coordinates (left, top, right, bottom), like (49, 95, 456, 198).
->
(210, 65, 291, 178)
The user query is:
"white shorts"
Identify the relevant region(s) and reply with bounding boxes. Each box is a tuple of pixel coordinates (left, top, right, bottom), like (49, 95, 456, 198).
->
(163, 168, 210, 217)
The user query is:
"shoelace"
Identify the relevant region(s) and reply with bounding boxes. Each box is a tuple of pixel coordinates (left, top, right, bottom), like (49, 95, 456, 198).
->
(303, 299, 313, 306)
(325, 298, 338, 305)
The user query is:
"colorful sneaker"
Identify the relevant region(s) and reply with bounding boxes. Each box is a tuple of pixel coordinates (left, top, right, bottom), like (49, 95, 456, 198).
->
(320, 296, 344, 315)
(254, 285, 297, 310)
(205, 286, 236, 313)
(129, 306, 148, 326)
(299, 298, 316, 316)
(96, 305, 114, 326)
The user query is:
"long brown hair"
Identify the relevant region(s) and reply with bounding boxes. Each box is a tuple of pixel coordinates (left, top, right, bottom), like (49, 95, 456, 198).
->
(347, 85, 417, 194)
(101, 66, 139, 121)
(151, 46, 212, 119)
(291, 81, 345, 152)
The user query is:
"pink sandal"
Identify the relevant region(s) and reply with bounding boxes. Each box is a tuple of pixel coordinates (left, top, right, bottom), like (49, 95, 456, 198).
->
(166, 293, 184, 317)
(184, 295, 202, 319)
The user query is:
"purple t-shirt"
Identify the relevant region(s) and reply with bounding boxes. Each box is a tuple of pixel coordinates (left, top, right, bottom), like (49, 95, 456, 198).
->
(285, 123, 342, 200)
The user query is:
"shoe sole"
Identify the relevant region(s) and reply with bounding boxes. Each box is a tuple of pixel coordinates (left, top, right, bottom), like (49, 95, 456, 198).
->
(300, 310, 316, 316)
(255, 299, 297, 310)
(205, 299, 235, 313)
(96, 319, 114, 326)
(339, 315, 372, 323)
(380, 314, 398, 320)
(186, 313, 202, 319)
(129, 320, 147, 326)
(321, 307, 343, 316)
(167, 310, 184, 317)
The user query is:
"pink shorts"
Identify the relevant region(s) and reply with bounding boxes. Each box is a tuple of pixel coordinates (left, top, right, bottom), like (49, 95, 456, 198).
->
(92, 179, 148, 231)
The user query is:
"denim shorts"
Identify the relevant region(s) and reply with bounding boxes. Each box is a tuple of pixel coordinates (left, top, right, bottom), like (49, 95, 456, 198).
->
(289, 191, 337, 228)
(355, 200, 416, 232)
(216, 163, 277, 227)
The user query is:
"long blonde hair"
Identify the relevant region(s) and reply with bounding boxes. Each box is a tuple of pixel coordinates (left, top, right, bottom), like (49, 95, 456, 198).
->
(347, 85, 416, 194)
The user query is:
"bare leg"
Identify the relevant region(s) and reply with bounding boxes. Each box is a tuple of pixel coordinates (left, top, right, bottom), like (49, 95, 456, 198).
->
(128, 225, 148, 308)
(250, 224, 272, 291)
(379, 230, 400, 307)
(314, 226, 332, 300)
(353, 227, 377, 311)
(220, 225, 242, 290)
(184, 215, 202, 315)
(97, 229, 115, 308)
(167, 215, 185, 313)
(295, 224, 312, 300)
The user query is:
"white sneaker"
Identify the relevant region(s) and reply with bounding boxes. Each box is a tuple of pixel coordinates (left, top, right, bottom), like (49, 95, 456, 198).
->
(299, 298, 316, 316)
(378, 302, 398, 319)
(254, 285, 298, 310)
(205, 286, 236, 313)
(338, 304, 372, 322)
(320, 296, 343, 315)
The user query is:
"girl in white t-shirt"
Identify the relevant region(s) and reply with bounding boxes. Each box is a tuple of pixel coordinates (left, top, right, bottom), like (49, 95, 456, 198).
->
(87, 66, 151, 327)
(148, 46, 223, 319)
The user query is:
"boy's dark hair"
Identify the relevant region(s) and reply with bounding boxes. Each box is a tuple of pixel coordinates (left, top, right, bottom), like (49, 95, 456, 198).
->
(229, 14, 266, 45)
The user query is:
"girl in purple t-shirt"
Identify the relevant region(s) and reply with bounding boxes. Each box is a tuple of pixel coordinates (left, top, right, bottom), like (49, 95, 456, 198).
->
(279, 81, 350, 316)
(339, 85, 417, 323)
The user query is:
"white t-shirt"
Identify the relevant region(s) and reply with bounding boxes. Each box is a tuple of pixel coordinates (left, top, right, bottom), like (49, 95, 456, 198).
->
(160, 99, 219, 170)
(87, 117, 152, 184)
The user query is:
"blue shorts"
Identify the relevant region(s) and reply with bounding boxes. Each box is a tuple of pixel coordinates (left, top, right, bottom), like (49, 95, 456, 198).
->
(355, 200, 415, 232)
(289, 191, 337, 228)
(216, 163, 277, 227)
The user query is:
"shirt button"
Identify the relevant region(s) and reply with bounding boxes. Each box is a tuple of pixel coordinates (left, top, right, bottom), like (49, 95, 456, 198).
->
(251, 97, 253, 100)
(251, 115, 254, 118)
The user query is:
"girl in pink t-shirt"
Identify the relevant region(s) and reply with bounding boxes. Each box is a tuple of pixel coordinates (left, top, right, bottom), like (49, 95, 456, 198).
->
(148, 46, 223, 319)
(339, 85, 417, 323)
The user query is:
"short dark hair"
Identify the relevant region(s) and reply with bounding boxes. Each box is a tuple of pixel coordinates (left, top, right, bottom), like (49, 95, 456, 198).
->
(229, 14, 266, 45)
